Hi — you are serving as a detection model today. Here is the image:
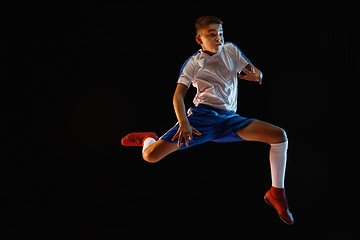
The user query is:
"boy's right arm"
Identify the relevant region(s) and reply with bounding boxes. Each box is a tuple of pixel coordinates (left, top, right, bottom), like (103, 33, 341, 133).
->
(172, 83, 201, 147)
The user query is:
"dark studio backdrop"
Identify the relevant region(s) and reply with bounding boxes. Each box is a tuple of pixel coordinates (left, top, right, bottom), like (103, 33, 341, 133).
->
(3, 1, 357, 239)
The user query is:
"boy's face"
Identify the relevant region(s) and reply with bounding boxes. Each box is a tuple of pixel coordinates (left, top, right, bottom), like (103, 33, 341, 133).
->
(196, 24, 224, 55)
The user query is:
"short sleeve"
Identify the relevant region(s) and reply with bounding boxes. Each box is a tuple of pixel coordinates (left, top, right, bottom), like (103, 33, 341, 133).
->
(227, 42, 251, 71)
(177, 53, 199, 88)
(178, 69, 193, 88)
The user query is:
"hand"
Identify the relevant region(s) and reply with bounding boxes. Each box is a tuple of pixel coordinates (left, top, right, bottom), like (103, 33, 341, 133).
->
(171, 123, 201, 148)
(238, 66, 263, 84)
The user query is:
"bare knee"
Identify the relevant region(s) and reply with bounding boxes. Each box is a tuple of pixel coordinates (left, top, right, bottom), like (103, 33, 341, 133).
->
(142, 149, 160, 163)
(271, 127, 288, 143)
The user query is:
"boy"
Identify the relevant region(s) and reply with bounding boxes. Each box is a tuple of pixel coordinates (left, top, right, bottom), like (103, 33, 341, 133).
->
(121, 16, 293, 225)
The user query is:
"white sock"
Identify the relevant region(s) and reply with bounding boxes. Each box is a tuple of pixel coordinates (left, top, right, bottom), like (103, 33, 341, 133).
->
(269, 140, 288, 188)
(142, 137, 156, 153)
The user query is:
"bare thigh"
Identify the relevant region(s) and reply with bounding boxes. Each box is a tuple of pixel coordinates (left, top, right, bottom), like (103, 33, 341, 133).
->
(142, 139, 179, 163)
(236, 120, 287, 144)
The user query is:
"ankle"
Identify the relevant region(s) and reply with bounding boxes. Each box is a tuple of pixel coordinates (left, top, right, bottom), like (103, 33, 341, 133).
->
(271, 186, 286, 201)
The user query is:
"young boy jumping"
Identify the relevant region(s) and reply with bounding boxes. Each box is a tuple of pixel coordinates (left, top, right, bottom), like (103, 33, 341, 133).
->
(121, 16, 294, 225)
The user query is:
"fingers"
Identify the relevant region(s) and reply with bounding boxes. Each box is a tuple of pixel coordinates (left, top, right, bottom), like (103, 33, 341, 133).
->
(178, 132, 189, 147)
(172, 126, 202, 148)
(171, 129, 180, 141)
(192, 127, 202, 136)
(172, 128, 185, 147)
(238, 72, 261, 82)
(184, 133, 189, 147)
(178, 134, 184, 148)
(238, 74, 248, 80)
(238, 72, 252, 80)
(239, 73, 256, 81)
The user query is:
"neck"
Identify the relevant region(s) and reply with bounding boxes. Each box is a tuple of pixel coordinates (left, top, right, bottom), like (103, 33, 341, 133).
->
(202, 49, 216, 56)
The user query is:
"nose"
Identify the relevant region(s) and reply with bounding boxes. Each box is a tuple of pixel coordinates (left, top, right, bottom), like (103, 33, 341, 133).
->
(215, 36, 221, 44)
(216, 34, 223, 42)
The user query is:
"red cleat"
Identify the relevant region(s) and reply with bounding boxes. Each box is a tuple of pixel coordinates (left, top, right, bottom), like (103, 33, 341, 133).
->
(264, 187, 294, 225)
(121, 132, 158, 147)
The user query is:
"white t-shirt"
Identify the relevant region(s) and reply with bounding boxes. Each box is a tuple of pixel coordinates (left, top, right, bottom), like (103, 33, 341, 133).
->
(178, 42, 250, 113)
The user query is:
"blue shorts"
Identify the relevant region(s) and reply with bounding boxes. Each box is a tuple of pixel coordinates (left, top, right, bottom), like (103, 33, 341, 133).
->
(160, 104, 256, 150)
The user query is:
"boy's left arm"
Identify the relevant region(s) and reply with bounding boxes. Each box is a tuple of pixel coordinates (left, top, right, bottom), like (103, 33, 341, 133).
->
(238, 63, 263, 85)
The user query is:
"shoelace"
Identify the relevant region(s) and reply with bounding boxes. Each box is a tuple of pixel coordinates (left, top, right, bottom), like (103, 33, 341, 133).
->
(130, 137, 142, 145)
(129, 138, 141, 145)
(271, 192, 289, 209)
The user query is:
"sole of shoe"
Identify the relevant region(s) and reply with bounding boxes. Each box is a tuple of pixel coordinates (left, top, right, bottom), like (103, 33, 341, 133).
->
(264, 196, 293, 225)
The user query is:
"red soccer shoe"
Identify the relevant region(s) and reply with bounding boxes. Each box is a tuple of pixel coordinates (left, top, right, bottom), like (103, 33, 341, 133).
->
(264, 187, 294, 225)
(121, 132, 158, 147)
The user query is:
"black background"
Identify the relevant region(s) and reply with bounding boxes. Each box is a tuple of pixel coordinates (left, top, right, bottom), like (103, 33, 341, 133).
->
(3, 1, 358, 239)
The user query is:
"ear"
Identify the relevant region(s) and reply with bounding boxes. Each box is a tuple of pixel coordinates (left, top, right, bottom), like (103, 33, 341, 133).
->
(195, 34, 202, 45)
